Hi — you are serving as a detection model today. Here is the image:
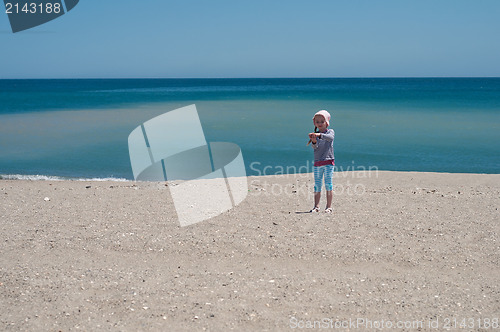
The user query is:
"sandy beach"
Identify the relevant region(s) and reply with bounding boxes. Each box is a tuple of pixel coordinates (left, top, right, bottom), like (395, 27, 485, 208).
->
(1, 171, 499, 331)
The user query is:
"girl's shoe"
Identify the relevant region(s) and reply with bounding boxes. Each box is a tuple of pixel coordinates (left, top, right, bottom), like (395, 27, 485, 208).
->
(310, 206, 320, 213)
(324, 207, 333, 213)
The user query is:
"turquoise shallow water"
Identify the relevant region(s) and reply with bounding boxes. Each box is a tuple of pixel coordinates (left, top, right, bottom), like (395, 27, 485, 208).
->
(0, 78, 499, 180)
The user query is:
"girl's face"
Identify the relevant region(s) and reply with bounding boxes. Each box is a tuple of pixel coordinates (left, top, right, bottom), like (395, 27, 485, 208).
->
(314, 115, 327, 130)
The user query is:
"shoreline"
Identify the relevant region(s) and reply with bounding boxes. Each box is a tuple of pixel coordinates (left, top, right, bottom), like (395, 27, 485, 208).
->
(1, 169, 499, 182)
(1, 171, 499, 330)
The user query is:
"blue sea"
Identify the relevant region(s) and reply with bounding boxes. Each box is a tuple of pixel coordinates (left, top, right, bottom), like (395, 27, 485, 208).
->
(0, 78, 499, 180)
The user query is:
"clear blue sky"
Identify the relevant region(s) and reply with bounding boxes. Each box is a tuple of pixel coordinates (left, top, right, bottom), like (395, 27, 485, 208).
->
(1, 0, 499, 78)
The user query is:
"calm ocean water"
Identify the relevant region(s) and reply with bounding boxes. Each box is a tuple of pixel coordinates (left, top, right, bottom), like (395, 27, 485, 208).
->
(0, 78, 499, 180)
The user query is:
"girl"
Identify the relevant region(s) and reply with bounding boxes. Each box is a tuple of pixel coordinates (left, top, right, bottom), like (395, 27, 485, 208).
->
(308, 110, 335, 213)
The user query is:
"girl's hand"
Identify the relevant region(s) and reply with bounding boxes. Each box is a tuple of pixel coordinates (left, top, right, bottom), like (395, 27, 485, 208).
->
(309, 133, 319, 143)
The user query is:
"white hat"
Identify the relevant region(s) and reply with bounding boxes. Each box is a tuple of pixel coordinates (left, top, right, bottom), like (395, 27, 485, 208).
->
(312, 110, 330, 127)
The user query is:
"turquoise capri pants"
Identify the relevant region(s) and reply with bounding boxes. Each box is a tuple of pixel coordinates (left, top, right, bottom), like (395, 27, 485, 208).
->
(313, 164, 334, 192)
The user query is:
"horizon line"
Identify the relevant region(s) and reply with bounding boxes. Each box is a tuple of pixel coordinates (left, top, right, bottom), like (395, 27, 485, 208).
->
(1, 76, 500, 80)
